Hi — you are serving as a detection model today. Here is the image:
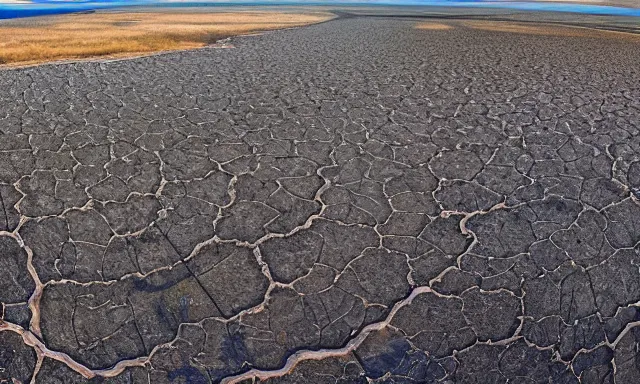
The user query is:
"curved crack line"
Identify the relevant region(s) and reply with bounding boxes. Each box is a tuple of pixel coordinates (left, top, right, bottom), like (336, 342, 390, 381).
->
(0, 320, 146, 379)
(0, 227, 45, 338)
(219, 285, 434, 384)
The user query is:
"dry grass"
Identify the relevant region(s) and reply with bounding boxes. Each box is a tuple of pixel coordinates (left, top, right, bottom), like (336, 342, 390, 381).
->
(415, 22, 453, 31)
(0, 11, 334, 66)
(462, 20, 640, 41)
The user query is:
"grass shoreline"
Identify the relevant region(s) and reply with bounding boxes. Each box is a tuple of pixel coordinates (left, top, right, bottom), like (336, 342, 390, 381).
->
(0, 10, 334, 67)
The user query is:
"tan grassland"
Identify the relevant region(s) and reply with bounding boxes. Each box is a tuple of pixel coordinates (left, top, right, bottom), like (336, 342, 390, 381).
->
(0, 11, 334, 66)
(415, 22, 453, 30)
(461, 20, 640, 41)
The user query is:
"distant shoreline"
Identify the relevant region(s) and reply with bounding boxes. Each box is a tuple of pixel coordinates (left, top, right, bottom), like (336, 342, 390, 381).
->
(0, 3, 119, 20)
(1, 1, 639, 21)
(1, 4, 638, 68)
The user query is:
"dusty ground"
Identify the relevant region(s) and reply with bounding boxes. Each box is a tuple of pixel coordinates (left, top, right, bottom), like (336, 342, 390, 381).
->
(0, 10, 333, 66)
(1, 9, 640, 384)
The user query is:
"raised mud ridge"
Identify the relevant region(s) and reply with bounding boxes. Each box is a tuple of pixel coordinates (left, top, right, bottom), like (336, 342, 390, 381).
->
(2, 15, 640, 384)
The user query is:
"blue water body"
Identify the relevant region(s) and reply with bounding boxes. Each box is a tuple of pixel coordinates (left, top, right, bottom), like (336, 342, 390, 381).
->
(1, 0, 639, 20)
(0, 1, 151, 19)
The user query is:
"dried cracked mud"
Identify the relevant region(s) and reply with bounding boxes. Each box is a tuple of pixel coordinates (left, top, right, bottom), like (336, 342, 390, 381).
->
(1, 14, 640, 384)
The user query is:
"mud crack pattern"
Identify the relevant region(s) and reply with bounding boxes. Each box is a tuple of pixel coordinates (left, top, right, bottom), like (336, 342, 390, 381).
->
(2, 16, 640, 384)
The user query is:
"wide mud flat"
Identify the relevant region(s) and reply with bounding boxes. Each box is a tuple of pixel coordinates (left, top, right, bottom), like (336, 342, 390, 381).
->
(0, 10, 333, 66)
(1, 10, 640, 384)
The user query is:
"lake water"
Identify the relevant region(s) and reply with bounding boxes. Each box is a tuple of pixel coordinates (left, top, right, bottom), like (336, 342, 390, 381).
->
(1, 1, 639, 20)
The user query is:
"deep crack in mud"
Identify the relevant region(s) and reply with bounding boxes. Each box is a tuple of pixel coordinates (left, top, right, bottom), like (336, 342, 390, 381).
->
(1, 14, 640, 384)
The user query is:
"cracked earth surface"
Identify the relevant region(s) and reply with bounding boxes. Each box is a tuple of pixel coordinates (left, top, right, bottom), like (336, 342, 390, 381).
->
(1, 15, 640, 384)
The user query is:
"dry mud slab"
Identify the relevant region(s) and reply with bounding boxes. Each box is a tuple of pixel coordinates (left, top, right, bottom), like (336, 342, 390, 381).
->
(1, 13, 640, 384)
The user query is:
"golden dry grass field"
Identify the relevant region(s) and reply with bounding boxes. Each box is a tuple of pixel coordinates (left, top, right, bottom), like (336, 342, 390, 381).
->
(0, 10, 334, 66)
(414, 22, 453, 30)
(462, 20, 640, 41)
(415, 20, 640, 42)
